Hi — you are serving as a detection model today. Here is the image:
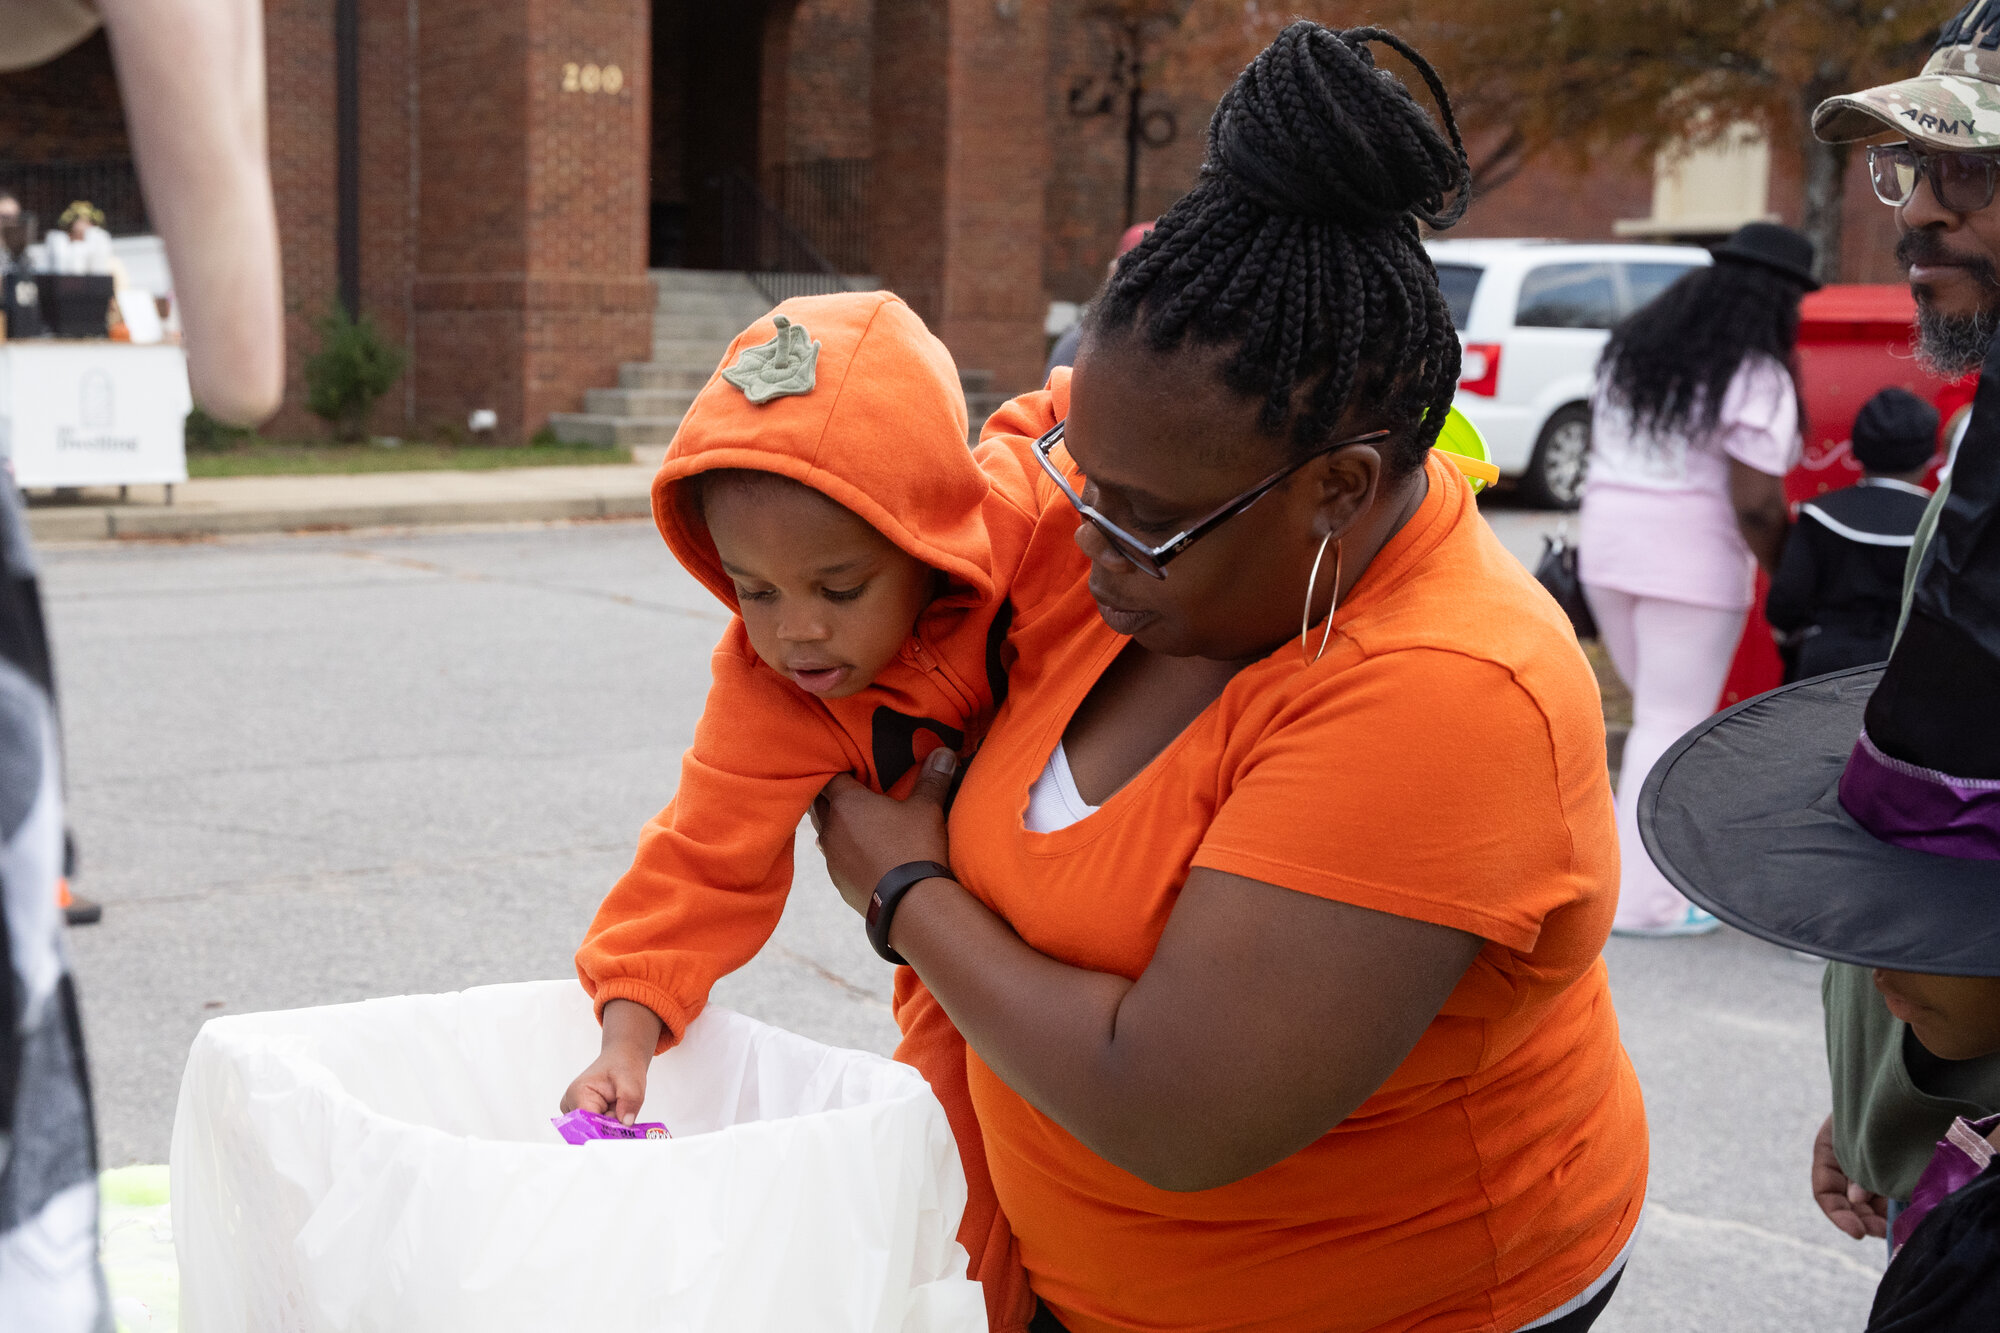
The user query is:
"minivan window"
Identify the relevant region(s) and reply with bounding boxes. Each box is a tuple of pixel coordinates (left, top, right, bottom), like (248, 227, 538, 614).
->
(1435, 263, 1481, 330)
(1515, 263, 1620, 330)
(1623, 262, 1701, 315)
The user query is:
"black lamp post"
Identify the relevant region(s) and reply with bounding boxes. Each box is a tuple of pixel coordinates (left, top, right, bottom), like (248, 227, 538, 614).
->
(1067, 9, 1182, 229)
(335, 0, 361, 318)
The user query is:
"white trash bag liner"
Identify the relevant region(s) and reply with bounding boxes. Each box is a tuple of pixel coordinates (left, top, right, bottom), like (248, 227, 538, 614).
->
(170, 980, 984, 1333)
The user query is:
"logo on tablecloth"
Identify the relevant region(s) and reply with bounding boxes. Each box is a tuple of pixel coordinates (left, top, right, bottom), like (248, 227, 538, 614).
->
(56, 367, 137, 452)
(80, 371, 112, 429)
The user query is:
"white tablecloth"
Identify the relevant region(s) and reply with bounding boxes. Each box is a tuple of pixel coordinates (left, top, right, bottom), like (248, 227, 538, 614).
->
(0, 341, 190, 488)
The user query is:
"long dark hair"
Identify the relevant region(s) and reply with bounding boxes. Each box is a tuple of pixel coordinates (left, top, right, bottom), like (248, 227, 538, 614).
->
(1599, 261, 1807, 441)
(1086, 22, 1470, 476)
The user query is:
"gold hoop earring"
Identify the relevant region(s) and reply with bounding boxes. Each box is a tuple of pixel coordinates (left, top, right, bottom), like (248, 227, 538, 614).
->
(1300, 533, 1342, 666)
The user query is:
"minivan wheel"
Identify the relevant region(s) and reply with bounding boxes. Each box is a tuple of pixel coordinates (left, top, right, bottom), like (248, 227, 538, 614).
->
(1521, 404, 1590, 510)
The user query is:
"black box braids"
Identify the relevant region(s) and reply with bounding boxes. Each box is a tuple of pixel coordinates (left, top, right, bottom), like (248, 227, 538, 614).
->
(1091, 22, 1471, 476)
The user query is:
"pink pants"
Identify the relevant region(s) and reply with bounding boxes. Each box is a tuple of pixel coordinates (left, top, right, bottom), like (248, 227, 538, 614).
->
(1583, 585, 1747, 930)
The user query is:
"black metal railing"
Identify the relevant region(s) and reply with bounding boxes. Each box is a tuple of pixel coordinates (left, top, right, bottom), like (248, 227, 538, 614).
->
(0, 159, 149, 240)
(765, 157, 870, 275)
(714, 169, 854, 306)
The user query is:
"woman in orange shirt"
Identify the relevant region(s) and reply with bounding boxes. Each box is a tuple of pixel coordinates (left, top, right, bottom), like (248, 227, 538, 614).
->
(815, 23, 1646, 1333)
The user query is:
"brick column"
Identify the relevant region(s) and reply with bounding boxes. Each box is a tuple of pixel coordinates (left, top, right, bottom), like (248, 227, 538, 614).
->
(872, 0, 1049, 395)
(413, 0, 652, 440)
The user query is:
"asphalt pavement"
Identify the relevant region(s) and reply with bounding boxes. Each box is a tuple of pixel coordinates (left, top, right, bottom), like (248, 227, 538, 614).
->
(48, 508, 1885, 1332)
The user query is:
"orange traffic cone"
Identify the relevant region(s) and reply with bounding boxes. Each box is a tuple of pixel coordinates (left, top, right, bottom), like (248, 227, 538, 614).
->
(59, 878, 101, 926)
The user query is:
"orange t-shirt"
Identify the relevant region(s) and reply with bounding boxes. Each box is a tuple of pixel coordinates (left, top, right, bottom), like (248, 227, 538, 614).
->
(948, 452, 1647, 1333)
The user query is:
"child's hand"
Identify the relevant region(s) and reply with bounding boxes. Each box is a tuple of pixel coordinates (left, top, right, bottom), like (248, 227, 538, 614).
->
(560, 999, 665, 1125)
(561, 1049, 650, 1124)
(1811, 1113, 1889, 1240)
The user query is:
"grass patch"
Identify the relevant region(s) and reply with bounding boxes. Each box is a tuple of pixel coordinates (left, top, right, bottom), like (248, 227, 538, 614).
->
(187, 442, 633, 478)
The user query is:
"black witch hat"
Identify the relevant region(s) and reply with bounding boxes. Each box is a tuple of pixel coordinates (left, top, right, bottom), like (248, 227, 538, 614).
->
(1639, 331, 2000, 976)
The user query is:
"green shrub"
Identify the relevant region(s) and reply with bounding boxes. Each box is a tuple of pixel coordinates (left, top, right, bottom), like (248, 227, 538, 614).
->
(305, 304, 405, 442)
(184, 406, 254, 453)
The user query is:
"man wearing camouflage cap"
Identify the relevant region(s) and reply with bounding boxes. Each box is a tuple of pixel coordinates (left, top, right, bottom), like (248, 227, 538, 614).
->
(1796, 0, 2000, 1257)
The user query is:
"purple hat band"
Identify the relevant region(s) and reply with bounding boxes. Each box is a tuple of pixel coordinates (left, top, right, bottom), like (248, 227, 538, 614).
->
(1839, 730, 2000, 861)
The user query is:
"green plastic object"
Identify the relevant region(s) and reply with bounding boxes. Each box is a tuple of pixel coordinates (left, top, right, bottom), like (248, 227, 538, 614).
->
(1434, 407, 1498, 494)
(101, 1163, 170, 1208)
(721, 315, 821, 404)
(101, 1166, 177, 1332)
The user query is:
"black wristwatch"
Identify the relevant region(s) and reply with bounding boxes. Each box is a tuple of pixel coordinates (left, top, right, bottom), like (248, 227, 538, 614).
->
(866, 860, 953, 965)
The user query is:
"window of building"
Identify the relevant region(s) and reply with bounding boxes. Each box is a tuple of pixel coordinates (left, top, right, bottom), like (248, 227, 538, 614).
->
(1614, 122, 1773, 241)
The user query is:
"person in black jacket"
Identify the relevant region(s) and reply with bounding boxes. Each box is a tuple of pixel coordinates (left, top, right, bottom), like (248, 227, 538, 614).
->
(1765, 387, 1938, 682)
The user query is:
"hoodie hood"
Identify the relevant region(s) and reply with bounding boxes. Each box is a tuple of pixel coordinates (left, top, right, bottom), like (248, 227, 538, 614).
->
(654, 292, 991, 612)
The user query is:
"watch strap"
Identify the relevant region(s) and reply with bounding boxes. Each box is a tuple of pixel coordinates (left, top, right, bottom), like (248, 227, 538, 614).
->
(866, 860, 952, 965)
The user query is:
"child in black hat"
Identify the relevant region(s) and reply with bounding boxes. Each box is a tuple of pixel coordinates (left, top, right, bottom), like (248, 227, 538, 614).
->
(1765, 387, 1938, 682)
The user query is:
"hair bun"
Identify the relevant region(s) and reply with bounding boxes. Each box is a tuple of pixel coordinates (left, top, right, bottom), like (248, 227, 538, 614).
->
(1205, 23, 1469, 232)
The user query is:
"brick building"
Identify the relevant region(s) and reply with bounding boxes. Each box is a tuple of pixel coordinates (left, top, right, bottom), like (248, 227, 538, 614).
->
(0, 8, 1912, 441)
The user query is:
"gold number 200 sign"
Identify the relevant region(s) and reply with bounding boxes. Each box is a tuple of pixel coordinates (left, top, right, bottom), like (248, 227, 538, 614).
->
(561, 62, 625, 95)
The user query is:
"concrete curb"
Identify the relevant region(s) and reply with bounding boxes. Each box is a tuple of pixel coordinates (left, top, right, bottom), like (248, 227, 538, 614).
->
(27, 491, 655, 543)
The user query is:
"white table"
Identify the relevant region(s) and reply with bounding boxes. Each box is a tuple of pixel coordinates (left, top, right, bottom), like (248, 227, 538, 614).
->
(0, 341, 190, 494)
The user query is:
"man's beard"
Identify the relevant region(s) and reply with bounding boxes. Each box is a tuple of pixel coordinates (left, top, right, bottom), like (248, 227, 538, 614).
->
(1899, 228, 2000, 377)
(1915, 299, 2000, 377)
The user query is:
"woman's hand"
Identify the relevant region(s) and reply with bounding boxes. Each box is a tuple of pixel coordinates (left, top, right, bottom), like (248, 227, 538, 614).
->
(812, 748, 956, 915)
(1729, 459, 1790, 575)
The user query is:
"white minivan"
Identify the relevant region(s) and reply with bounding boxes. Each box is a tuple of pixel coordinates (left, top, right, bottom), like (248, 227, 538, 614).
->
(1426, 239, 1712, 508)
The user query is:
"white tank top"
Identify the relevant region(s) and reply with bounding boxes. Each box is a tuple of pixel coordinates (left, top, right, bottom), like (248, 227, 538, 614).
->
(1022, 740, 1098, 833)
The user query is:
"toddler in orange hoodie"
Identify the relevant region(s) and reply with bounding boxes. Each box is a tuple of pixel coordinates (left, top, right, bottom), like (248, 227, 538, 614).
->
(568, 291, 1042, 1332)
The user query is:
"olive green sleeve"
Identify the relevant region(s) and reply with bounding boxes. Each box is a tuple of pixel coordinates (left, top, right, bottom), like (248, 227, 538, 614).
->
(1894, 476, 1952, 644)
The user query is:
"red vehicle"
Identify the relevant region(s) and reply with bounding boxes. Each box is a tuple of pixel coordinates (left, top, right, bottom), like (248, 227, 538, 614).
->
(1718, 284, 1973, 706)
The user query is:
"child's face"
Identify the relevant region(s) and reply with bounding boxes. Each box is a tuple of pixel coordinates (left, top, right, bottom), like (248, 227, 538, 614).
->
(703, 477, 935, 700)
(1873, 969, 2000, 1060)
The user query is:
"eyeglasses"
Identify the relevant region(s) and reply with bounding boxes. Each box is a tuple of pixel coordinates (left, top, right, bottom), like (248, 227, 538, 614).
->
(1031, 419, 1390, 579)
(1868, 143, 2000, 213)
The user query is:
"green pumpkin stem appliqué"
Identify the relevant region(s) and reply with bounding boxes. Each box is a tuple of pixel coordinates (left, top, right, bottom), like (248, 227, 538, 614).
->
(721, 316, 820, 404)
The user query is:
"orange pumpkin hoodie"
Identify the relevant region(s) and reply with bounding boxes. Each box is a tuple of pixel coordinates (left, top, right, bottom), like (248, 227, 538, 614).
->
(575, 291, 1040, 1332)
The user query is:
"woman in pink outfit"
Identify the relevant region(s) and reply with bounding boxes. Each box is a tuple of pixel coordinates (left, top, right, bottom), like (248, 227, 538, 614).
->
(1580, 223, 1809, 936)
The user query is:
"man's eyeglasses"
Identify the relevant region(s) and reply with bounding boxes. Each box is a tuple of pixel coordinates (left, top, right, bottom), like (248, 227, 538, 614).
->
(1868, 143, 2000, 213)
(1031, 419, 1390, 579)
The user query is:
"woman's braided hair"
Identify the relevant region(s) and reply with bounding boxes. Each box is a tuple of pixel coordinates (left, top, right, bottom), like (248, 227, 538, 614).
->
(1089, 22, 1471, 475)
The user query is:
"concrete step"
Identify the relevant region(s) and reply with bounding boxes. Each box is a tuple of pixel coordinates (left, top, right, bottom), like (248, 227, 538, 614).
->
(649, 270, 879, 301)
(619, 362, 711, 391)
(654, 288, 774, 318)
(966, 392, 1009, 438)
(653, 337, 734, 366)
(584, 386, 699, 417)
(649, 268, 767, 295)
(653, 312, 762, 342)
(548, 413, 683, 448)
(959, 369, 996, 395)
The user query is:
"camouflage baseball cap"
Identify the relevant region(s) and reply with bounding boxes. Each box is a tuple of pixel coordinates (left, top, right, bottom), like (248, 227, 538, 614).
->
(1815, 0, 2000, 150)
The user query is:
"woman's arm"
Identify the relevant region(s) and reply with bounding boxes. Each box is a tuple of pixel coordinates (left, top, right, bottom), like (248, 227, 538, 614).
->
(99, 0, 285, 425)
(814, 756, 1483, 1193)
(1729, 459, 1790, 575)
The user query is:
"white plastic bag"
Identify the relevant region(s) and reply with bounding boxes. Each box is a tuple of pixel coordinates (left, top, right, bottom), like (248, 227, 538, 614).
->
(169, 980, 984, 1333)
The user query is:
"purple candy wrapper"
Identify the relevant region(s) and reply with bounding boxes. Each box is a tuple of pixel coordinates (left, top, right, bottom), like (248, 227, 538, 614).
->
(551, 1108, 672, 1144)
